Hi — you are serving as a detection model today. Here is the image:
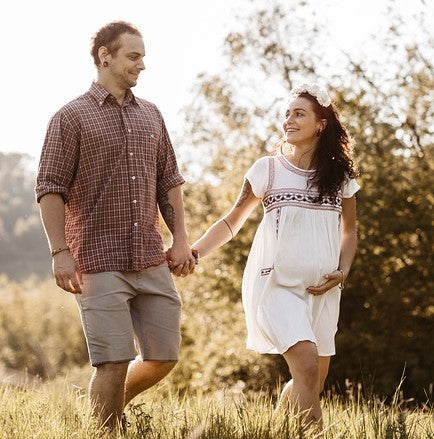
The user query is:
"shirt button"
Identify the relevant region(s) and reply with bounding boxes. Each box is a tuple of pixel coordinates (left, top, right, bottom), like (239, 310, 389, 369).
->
(128, 129, 132, 133)
(134, 222, 138, 227)
(130, 152, 133, 156)
(99, 101, 103, 106)
(133, 200, 137, 204)
(131, 176, 136, 180)
(150, 134, 155, 138)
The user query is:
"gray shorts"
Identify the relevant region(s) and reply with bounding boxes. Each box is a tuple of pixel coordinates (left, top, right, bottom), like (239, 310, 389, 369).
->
(76, 264, 182, 367)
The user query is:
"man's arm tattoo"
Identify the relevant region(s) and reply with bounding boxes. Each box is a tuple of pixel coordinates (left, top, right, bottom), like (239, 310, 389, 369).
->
(235, 179, 253, 208)
(158, 192, 175, 233)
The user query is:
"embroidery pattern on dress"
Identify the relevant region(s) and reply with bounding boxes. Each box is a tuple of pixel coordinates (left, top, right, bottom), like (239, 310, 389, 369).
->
(263, 187, 342, 213)
(276, 207, 281, 238)
(261, 266, 274, 276)
(259, 157, 277, 277)
(267, 157, 275, 192)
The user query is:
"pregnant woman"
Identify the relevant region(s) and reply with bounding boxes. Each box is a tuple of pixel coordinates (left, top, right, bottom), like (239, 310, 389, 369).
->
(187, 84, 359, 427)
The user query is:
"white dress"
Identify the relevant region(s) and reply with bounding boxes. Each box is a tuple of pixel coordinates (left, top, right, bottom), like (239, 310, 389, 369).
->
(242, 155, 360, 356)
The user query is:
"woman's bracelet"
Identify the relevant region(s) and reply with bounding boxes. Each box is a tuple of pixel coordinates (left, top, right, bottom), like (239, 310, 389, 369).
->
(222, 218, 234, 238)
(337, 269, 345, 290)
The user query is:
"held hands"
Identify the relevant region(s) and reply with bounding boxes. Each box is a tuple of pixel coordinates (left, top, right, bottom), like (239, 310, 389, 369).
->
(166, 241, 196, 277)
(306, 269, 345, 296)
(52, 251, 83, 294)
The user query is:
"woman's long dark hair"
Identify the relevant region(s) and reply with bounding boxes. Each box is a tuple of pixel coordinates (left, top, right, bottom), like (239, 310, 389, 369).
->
(280, 92, 357, 203)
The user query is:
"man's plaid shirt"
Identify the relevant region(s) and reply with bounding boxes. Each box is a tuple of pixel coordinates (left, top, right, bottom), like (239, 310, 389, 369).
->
(36, 82, 185, 273)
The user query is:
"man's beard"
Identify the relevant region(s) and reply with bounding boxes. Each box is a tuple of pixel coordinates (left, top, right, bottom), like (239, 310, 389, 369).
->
(113, 71, 137, 89)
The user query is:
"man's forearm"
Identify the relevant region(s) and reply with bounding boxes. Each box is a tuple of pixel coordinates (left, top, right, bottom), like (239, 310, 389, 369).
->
(158, 185, 188, 242)
(39, 193, 68, 251)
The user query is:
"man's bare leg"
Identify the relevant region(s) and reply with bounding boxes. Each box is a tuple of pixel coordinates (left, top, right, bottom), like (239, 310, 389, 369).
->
(89, 362, 129, 430)
(124, 356, 177, 406)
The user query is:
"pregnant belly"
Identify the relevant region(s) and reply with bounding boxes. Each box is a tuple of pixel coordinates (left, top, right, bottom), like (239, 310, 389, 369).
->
(274, 241, 338, 289)
(273, 259, 319, 289)
(272, 209, 341, 289)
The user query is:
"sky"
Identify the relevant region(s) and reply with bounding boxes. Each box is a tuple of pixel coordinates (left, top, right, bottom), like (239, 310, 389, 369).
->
(0, 0, 430, 163)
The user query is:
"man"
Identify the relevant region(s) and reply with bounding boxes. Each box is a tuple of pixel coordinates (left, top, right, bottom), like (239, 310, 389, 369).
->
(35, 21, 195, 430)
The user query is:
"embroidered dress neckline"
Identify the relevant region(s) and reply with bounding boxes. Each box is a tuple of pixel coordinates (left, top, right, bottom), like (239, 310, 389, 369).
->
(277, 155, 315, 177)
(282, 155, 315, 172)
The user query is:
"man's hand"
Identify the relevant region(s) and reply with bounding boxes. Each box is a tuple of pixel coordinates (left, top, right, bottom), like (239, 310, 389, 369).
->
(52, 251, 83, 294)
(306, 270, 344, 296)
(166, 242, 196, 277)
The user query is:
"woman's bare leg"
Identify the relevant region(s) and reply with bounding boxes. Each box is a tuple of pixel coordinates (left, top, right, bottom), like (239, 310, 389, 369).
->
(318, 356, 330, 393)
(276, 354, 331, 413)
(280, 341, 322, 428)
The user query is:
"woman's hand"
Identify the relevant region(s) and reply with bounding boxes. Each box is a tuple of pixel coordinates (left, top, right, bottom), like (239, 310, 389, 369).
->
(306, 270, 344, 296)
(166, 243, 196, 277)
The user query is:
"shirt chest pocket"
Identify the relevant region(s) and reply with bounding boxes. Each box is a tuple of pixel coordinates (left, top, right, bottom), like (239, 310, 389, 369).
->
(127, 127, 157, 168)
(132, 140, 157, 180)
(134, 127, 159, 149)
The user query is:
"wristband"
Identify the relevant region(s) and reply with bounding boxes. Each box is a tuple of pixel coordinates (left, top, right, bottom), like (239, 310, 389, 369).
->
(337, 269, 345, 290)
(222, 218, 234, 238)
(51, 247, 70, 257)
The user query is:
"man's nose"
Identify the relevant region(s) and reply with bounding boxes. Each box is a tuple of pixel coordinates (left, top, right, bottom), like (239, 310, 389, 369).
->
(137, 60, 145, 70)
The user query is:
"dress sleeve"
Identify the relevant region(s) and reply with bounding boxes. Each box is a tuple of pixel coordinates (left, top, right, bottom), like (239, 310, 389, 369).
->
(245, 157, 269, 199)
(342, 177, 360, 198)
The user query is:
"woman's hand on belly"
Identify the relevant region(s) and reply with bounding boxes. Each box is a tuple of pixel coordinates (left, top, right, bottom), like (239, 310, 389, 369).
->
(306, 269, 344, 296)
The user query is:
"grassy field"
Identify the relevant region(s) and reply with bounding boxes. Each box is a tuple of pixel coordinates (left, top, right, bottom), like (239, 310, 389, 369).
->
(0, 370, 432, 439)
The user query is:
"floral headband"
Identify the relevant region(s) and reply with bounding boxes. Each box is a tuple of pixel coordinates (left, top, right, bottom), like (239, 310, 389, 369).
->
(290, 83, 332, 107)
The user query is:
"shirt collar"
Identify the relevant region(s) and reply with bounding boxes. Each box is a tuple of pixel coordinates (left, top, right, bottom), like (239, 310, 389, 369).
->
(89, 82, 137, 107)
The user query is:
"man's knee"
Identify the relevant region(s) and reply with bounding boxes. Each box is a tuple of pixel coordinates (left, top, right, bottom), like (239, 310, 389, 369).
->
(96, 362, 129, 382)
(148, 360, 177, 374)
(130, 359, 178, 378)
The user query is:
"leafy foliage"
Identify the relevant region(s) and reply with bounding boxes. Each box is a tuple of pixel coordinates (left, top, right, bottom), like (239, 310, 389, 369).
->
(0, 153, 50, 280)
(0, 0, 432, 404)
(0, 277, 88, 379)
(177, 0, 433, 401)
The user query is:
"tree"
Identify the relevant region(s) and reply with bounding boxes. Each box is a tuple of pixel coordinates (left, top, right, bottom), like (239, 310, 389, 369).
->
(0, 153, 50, 280)
(175, 0, 433, 400)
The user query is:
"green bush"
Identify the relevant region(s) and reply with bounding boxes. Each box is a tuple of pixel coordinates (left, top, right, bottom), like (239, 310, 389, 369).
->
(0, 272, 288, 394)
(0, 276, 88, 379)
(170, 263, 288, 395)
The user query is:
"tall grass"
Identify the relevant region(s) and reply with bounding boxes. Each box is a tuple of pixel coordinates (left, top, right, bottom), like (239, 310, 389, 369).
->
(0, 373, 432, 438)
(0, 277, 433, 437)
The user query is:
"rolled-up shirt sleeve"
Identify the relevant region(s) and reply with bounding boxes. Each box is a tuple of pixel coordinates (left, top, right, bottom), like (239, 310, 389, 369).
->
(35, 110, 80, 203)
(156, 115, 185, 200)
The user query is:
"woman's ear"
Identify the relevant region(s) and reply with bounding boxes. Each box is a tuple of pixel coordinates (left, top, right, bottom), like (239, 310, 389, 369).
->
(319, 119, 327, 131)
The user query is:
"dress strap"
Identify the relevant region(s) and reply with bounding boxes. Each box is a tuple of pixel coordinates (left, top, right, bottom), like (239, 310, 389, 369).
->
(266, 157, 275, 191)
